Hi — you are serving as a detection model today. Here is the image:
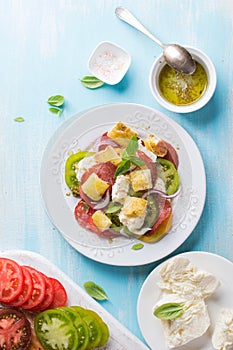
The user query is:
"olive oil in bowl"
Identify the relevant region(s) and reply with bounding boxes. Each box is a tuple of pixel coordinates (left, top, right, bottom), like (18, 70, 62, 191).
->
(158, 62, 208, 106)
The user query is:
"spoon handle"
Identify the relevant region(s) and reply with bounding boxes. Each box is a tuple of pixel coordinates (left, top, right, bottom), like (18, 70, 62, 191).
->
(115, 7, 164, 48)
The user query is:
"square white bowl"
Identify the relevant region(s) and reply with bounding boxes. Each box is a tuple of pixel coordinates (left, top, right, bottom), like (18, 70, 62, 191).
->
(87, 41, 131, 85)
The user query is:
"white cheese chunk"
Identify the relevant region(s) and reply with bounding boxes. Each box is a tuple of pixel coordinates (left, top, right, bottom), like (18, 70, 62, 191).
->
(119, 196, 148, 235)
(75, 155, 97, 181)
(212, 309, 233, 350)
(111, 175, 130, 204)
(158, 256, 219, 299)
(155, 297, 210, 348)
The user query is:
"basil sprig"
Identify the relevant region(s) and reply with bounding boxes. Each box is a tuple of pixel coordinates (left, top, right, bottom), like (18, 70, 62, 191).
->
(84, 281, 108, 301)
(153, 302, 184, 320)
(114, 136, 145, 177)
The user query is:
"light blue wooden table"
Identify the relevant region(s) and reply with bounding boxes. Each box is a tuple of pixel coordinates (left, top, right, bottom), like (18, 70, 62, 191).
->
(1, 0, 233, 347)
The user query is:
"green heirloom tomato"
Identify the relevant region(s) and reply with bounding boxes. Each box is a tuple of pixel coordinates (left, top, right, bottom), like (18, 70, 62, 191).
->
(34, 309, 79, 350)
(57, 307, 89, 350)
(87, 309, 109, 347)
(157, 158, 180, 195)
(70, 306, 103, 349)
(65, 151, 94, 196)
(143, 194, 159, 228)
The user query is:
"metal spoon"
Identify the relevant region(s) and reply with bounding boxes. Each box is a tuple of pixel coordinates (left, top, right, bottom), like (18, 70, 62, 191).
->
(115, 7, 196, 75)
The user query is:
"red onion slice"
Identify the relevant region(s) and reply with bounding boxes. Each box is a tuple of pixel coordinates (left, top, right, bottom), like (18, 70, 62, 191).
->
(142, 187, 181, 200)
(92, 190, 111, 210)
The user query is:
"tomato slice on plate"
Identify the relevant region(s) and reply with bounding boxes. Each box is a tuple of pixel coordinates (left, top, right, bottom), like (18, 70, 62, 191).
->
(34, 309, 79, 350)
(21, 266, 46, 310)
(0, 308, 31, 350)
(0, 258, 24, 303)
(30, 273, 54, 312)
(9, 266, 33, 307)
(48, 277, 67, 309)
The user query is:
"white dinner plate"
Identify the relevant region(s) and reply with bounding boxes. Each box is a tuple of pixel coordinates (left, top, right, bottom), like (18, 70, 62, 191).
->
(40, 103, 206, 266)
(137, 251, 233, 350)
(0, 249, 149, 350)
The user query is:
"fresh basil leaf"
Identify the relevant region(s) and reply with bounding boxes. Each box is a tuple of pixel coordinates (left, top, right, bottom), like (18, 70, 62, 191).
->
(14, 117, 25, 122)
(84, 281, 108, 301)
(47, 95, 65, 107)
(49, 107, 63, 116)
(114, 159, 131, 177)
(131, 243, 144, 250)
(129, 155, 145, 167)
(153, 303, 183, 320)
(81, 76, 104, 89)
(105, 202, 122, 214)
(125, 135, 138, 156)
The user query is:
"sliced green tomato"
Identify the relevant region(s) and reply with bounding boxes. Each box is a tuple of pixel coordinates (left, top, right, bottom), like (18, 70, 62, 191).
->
(70, 306, 102, 349)
(57, 307, 89, 350)
(34, 309, 79, 350)
(65, 151, 94, 196)
(157, 158, 180, 195)
(143, 194, 159, 228)
(87, 310, 109, 347)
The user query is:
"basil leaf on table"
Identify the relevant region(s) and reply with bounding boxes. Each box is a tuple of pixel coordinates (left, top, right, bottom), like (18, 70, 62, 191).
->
(81, 76, 104, 89)
(153, 302, 184, 320)
(47, 95, 65, 107)
(84, 281, 108, 301)
(49, 107, 63, 116)
(14, 117, 25, 122)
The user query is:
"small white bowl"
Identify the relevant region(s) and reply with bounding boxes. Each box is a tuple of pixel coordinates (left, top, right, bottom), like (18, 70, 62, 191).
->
(149, 46, 217, 113)
(87, 41, 131, 85)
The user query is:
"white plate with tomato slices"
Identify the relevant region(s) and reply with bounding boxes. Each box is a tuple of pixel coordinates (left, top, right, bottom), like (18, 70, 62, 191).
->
(40, 103, 206, 266)
(0, 250, 149, 350)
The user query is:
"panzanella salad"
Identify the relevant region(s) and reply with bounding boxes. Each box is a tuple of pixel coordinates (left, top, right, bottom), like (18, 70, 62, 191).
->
(65, 122, 180, 243)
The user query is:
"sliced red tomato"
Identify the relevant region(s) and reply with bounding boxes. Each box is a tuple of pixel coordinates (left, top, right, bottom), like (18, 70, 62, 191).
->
(48, 277, 67, 308)
(137, 150, 157, 183)
(21, 266, 46, 310)
(30, 273, 54, 311)
(0, 308, 31, 350)
(140, 199, 172, 243)
(0, 258, 24, 303)
(163, 141, 179, 169)
(9, 266, 33, 307)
